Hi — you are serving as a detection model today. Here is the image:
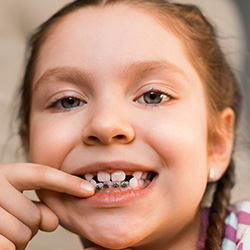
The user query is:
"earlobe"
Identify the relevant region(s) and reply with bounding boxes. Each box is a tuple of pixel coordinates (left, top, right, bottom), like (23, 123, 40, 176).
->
(208, 167, 215, 182)
(207, 108, 235, 182)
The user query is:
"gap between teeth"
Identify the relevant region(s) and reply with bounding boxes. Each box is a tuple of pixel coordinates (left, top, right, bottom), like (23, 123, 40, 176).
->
(84, 170, 151, 190)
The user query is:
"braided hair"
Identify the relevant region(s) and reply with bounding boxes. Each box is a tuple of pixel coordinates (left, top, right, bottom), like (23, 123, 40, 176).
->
(205, 160, 235, 249)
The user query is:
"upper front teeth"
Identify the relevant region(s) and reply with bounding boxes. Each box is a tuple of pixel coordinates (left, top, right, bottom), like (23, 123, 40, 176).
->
(97, 170, 126, 182)
(111, 170, 126, 182)
(95, 170, 126, 182)
(97, 171, 111, 182)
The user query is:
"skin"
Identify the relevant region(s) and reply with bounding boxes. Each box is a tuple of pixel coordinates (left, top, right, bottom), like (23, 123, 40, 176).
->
(0, 3, 234, 250)
(0, 163, 95, 249)
(30, 4, 209, 249)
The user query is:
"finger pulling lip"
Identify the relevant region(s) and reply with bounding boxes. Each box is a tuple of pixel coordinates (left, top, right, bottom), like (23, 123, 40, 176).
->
(67, 161, 159, 207)
(76, 172, 159, 208)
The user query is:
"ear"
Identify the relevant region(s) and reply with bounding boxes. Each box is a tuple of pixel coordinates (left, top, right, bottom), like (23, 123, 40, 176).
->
(207, 108, 235, 182)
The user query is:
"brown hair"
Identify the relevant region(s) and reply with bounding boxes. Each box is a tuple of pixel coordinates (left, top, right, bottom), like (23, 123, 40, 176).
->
(18, 0, 241, 249)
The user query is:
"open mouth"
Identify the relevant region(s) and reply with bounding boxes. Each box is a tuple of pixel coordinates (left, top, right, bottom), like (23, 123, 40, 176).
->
(79, 170, 157, 193)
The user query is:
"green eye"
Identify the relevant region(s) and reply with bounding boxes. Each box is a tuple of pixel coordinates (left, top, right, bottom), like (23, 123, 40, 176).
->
(137, 91, 170, 105)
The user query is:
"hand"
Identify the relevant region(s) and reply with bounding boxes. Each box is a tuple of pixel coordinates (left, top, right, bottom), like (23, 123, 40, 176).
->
(0, 163, 95, 250)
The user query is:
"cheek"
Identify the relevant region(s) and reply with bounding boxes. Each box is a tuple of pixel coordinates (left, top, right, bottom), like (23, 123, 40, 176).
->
(28, 116, 81, 167)
(143, 108, 208, 166)
(142, 107, 209, 199)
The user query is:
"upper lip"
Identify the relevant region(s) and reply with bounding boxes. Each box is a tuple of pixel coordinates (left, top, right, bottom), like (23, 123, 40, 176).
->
(71, 161, 156, 176)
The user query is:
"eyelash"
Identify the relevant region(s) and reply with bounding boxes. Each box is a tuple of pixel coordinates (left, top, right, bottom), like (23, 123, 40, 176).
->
(48, 88, 173, 110)
(49, 95, 86, 110)
(136, 88, 174, 106)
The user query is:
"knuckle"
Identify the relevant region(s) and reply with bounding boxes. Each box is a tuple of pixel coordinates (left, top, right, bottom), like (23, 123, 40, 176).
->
(13, 224, 33, 249)
(33, 165, 51, 186)
(30, 205, 42, 226)
(34, 164, 48, 176)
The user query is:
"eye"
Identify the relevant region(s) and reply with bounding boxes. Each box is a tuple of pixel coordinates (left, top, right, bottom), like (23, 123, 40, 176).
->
(61, 97, 83, 108)
(51, 96, 86, 109)
(136, 90, 171, 105)
(61, 97, 86, 109)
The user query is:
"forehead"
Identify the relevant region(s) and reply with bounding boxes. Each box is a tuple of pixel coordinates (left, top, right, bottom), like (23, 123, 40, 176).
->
(33, 3, 201, 88)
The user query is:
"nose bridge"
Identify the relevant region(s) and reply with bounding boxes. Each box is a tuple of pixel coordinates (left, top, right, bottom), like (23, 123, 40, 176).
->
(95, 98, 124, 129)
(82, 92, 135, 145)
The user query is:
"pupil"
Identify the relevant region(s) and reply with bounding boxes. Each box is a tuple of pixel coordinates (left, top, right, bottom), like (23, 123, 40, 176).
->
(149, 92, 157, 100)
(62, 97, 80, 108)
(68, 98, 75, 104)
(144, 92, 162, 104)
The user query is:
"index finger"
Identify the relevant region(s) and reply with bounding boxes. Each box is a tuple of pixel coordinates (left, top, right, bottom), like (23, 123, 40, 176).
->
(4, 163, 95, 197)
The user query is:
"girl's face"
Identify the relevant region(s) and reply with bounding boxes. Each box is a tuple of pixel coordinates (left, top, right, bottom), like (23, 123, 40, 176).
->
(29, 4, 212, 249)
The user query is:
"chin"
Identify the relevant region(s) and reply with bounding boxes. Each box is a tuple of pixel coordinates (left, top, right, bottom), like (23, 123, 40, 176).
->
(61, 210, 153, 250)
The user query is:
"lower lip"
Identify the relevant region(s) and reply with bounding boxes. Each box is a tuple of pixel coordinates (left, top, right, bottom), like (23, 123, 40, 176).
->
(78, 176, 157, 207)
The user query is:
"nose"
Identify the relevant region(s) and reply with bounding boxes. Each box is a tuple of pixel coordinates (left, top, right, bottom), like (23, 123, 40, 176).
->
(82, 103, 135, 145)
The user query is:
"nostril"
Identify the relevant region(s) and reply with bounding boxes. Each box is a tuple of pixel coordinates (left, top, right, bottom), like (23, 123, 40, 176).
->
(88, 136, 99, 141)
(116, 134, 125, 139)
(85, 134, 126, 145)
(85, 135, 101, 145)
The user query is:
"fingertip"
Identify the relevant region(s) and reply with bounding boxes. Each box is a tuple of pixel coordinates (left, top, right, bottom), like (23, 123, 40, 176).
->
(80, 181, 95, 197)
(43, 214, 59, 232)
(36, 203, 59, 232)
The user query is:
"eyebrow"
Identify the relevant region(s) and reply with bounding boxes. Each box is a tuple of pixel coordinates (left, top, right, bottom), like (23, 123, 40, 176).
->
(33, 60, 186, 92)
(124, 60, 186, 80)
(33, 66, 93, 93)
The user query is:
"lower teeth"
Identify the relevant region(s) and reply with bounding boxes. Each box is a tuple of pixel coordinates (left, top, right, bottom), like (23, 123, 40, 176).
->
(94, 180, 150, 192)
(112, 182, 120, 188)
(121, 181, 129, 187)
(95, 184, 103, 191)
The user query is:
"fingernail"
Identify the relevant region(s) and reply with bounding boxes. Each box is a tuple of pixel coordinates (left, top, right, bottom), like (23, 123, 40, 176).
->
(81, 181, 95, 194)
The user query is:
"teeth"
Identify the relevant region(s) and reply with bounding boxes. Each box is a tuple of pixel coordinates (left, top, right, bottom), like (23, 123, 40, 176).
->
(129, 177, 139, 188)
(111, 170, 126, 182)
(95, 183, 103, 191)
(84, 173, 94, 181)
(83, 170, 154, 192)
(112, 182, 120, 188)
(133, 171, 143, 180)
(141, 172, 148, 180)
(97, 171, 111, 182)
(121, 181, 129, 188)
(139, 179, 145, 186)
(90, 179, 97, 186)
(103, 182, 111, 189)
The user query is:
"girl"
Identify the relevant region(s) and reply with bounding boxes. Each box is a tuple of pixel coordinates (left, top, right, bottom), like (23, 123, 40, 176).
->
(0, 0, 249, 249)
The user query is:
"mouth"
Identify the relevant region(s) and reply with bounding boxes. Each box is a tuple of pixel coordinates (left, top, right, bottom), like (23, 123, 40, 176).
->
(78, 170, 157, 194)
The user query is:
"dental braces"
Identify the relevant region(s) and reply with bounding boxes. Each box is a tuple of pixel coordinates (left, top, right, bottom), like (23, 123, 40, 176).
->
(95, 181, 129, 191)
